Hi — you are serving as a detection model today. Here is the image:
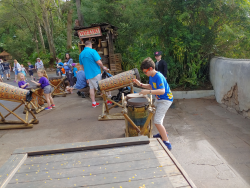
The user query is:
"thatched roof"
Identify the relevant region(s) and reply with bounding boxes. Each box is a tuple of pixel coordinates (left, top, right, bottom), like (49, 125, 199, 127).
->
(0, 51, 11, 56)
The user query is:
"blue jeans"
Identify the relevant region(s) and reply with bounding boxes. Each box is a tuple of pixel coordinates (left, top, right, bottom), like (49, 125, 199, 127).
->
(15, 70, 20, 75)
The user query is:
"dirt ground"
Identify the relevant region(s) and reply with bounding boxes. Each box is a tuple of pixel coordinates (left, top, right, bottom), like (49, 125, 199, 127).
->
(0, 73, 250, 188)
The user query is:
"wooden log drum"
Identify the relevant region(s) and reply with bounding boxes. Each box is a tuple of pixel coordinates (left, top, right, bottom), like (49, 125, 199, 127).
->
(0, 82, 38, 129)
(122, 93, 155, 138)
(97, 68, 140, 121)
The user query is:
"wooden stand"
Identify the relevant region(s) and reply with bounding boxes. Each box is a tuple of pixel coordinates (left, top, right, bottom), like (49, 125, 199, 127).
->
(24, 87, 46, 114)
(98, 83, 134, 121)
(50, 77, 67, 98)
(0, 100, 39, 130)
(122, 94, 155, 138)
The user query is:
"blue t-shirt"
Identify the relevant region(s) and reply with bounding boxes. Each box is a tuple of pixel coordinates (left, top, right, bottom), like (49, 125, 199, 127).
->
(28, 65, 34, 72)
(149, 72, 173, 101)
(18, 81, 28, 89)
(75, 70, 87, 89)
(79, 47, 101, 79)
(38, 77, 50, 89)
(73, 67, 78, 77)
(58, 62, 64, 67)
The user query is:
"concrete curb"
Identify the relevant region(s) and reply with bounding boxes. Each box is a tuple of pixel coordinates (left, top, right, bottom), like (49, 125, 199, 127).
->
(134, 87, 215, 99)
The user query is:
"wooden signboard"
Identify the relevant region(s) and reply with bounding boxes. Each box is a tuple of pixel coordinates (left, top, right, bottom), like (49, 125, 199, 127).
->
(0, 137, 196, 188)
(77, 26, 102, 39)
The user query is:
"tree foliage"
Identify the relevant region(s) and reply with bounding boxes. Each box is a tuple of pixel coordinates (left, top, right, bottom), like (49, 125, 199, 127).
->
(0, 0, 249, 87)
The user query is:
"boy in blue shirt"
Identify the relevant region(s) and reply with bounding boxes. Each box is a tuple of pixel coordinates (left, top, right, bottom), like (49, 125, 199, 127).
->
(133, 57, 173, 150)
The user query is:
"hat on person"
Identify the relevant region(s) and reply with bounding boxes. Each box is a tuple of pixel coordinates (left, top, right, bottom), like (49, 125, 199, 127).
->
(154, 51, 162, 56)
(72, 63, 75, 66)
(37, 57, 40, 60)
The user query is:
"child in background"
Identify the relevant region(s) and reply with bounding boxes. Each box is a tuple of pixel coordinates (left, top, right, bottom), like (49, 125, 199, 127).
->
(65, 81, 74, 94)
(56, 59, 64, 77)
(0, 60, 4, 81)
(20, 64, 27, 78)
(17, 73, 29, 89)
(72, 63, 77, 84)
(31, 69, 55, 110)
(61, 67, 66, 77)
(63, 62, 70, 73)
(28, 62, 35, 81)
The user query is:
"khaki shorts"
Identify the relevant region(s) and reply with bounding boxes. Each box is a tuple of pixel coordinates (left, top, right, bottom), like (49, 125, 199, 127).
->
(88, 74, 101, 90)
(154, 99, 172, 125)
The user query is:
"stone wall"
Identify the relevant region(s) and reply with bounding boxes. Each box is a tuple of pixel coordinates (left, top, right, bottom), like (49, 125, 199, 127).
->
(210, 57, 250, 118)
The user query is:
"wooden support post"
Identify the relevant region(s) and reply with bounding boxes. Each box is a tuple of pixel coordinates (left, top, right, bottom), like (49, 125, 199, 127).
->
(102, 91, 109, 114)
(4, 103, 23, 119)
(130, 83, 134, 93)
(0, 103, 26, 124)
(140, 112, 154, 135)
(107, 98, 123, 108)
(123, 114, 141, 133)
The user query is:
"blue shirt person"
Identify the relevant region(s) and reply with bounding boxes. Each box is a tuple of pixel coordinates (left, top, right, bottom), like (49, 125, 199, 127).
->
(78, 40, 107, 107)
(74, 70, 87, 89)
(79, 47, 102, 80)
(149, 72, 173, 101)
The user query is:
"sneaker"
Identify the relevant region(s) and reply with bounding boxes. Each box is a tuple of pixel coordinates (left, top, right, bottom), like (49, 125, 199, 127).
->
(45, 106, 52, 110)
(163, 141, 172, 151)
(92, 102, 100, 108)
(153, 132, 168, 139)
(107, 100, 113, 105)
(51, 104, 56, 108)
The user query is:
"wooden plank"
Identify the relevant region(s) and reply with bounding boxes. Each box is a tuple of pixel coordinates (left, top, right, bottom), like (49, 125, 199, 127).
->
(0, 154, 27, 188)
(11, 158, 171, 183)
(83, 177, 174, 188)
(23, 144, 162, 165)
(15, 151, 158, 173)
(156, 138, 197, 188)
(13, 136, 149, 156)
(8, 167, 173, 188)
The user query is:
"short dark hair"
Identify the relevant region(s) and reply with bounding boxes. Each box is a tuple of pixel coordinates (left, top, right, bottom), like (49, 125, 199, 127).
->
(85, 40, 92, 46)
(3, 59, 6, 61)
(140, 57, 155, 71)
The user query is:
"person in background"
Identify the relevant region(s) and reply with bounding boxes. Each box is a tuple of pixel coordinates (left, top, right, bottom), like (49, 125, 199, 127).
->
(72, 63, 77, 84)
(35, 58, 44, 70)
(3, 59, 11, 80)
(75, 69, 89, 98)
(13, 59, 21, 82)
(56, 59, 64, 77)
(64, 53, 74, 87)
(0, 60, 4, 81)
(28, 62, 35, 80)
(154, 51, 168, 79)
(20, 64, 27, 77)
(17, 73, 29, 89)
(31, 69, 55, 110)
(79, 40, 107, 107)
(61, 67, 66, 77)
(133, 57, 173, 150)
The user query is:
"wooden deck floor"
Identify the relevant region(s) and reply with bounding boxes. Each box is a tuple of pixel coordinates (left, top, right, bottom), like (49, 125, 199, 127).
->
(0, 137, 196, 188)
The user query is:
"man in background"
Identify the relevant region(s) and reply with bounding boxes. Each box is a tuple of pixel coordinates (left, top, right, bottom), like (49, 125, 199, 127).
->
(35, 58, 44, 70)
(79, 40, 107, 108)
(154, 51, 168, 79)
(3, 59, 11, 80)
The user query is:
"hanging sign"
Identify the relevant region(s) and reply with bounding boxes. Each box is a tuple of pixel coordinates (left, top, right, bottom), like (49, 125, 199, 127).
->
(78, 26, 102, 39)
